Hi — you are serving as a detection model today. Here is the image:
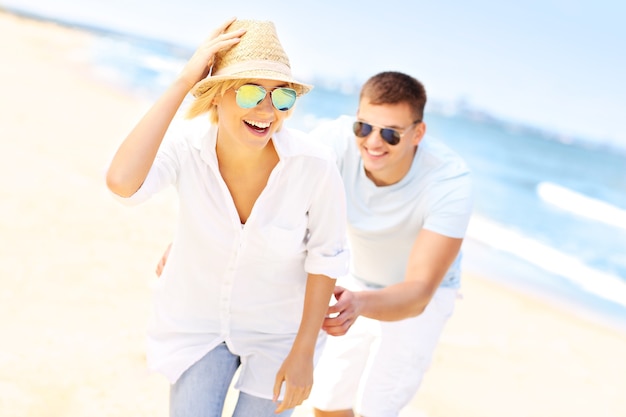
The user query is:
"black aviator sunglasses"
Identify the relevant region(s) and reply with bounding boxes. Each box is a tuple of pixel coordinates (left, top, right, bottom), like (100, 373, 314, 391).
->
(352, 120, 421, 145)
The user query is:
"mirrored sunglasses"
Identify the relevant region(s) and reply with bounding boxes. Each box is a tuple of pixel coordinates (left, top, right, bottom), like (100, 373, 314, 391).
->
(235, 84, 298, 112)
(352, 120, 421, 146)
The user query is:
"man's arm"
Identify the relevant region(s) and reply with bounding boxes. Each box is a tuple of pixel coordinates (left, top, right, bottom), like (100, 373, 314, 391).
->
(322, 229, 462, 335)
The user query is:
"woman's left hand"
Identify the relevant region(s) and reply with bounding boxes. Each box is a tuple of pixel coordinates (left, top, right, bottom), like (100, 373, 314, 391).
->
(273, 350, 314, 413)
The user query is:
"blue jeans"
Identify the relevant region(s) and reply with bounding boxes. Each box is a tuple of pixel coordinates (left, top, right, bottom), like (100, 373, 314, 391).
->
(170, 342, 295, 417)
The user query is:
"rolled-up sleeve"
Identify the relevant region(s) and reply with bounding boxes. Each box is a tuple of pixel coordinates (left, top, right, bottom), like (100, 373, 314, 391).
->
(110, 131, 182, 207)
(304, 158, 350, 278)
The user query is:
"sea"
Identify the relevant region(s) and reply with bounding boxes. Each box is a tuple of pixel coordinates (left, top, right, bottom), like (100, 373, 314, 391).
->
(5, 4, 626, 331)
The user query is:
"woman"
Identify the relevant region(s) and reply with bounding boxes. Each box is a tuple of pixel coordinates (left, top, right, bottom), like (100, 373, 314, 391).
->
(106, 18, 349, 417)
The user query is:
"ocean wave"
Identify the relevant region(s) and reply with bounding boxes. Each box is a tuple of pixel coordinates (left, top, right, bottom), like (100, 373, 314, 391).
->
(466, 215, 626, 308)
(536, 182, 626, 230)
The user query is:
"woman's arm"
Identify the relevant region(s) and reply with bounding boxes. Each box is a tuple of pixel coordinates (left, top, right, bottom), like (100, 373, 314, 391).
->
(105, 79, 191, 197)
(273, 273, 336, 413)
(106, 17, 244, 197)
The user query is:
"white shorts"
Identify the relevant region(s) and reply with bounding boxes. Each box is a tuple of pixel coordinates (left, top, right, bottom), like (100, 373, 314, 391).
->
(309, 276, 458, 417)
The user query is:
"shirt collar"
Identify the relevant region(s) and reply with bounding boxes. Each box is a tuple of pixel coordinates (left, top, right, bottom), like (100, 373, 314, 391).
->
(192, 121, 294, 165)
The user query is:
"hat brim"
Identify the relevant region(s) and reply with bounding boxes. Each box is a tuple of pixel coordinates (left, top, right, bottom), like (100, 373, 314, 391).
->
(191, 70, 313, 98)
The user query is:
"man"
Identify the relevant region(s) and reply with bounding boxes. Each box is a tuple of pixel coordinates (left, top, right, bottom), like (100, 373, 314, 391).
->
(157, 71, 473, 417)
(307, 71, 473, 417)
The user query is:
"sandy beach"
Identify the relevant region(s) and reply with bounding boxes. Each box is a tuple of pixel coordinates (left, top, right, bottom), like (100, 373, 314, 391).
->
(1, 10, 625, 417)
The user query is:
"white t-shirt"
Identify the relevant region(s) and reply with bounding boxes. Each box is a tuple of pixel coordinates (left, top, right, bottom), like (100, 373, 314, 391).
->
(115, 117, 350, 398)
(310, 115, 472, 289)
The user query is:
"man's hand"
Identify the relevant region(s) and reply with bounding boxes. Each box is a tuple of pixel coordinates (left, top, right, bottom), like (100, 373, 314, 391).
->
(155, 243, 172, 277)
(321, 286, 360, 336)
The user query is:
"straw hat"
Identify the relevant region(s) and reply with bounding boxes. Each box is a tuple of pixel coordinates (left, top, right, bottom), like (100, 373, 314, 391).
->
(191, 20, 312, 97)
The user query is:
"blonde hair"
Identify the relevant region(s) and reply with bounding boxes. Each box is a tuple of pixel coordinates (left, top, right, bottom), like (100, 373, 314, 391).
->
(186, 78, 299, 124)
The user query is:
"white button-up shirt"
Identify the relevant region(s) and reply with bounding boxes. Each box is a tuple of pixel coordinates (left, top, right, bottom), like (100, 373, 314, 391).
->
(116, 118, 349, 398)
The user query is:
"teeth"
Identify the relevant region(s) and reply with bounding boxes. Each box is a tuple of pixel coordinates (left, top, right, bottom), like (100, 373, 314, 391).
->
(368, 149, 384, 156)
(246, 120, 271, 128)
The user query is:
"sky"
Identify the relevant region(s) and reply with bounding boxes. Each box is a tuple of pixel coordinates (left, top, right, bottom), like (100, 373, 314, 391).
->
(3, 0, 626, 147)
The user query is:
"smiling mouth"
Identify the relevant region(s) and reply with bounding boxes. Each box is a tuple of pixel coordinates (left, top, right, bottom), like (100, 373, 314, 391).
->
(366, 148, 386, 157)
(245, 119, 271, 132)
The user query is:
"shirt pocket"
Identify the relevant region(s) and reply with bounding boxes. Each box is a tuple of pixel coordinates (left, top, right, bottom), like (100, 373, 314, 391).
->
(262, 221, 308, 260)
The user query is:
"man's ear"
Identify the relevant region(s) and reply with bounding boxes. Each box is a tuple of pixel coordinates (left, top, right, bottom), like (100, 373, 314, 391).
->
(412, 121, 427, 146)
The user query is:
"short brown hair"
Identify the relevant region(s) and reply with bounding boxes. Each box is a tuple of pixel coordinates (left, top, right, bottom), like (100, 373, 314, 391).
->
(360, 71, 427, 121)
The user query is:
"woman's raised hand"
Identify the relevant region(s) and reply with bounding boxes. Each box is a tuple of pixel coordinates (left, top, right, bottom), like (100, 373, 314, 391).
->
(178, 17, 246, 91)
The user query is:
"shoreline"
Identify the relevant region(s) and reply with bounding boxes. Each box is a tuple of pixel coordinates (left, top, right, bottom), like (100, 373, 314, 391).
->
(2, 10, 626, 417)
(462, 238, 626, 335)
